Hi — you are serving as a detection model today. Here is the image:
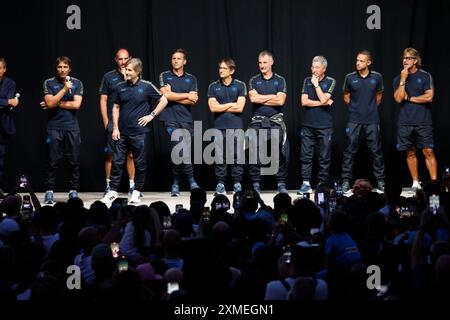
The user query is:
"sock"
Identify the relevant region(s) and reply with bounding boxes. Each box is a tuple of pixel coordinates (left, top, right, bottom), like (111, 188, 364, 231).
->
(303, 180, 310, 185)
(106, 179, 110, 187)
(129, 179, 135, 188)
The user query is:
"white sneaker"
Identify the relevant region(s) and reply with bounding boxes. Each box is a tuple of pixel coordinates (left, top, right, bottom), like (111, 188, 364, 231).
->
(101, 190, 118, 204)
(411, 181, 422, 191)
(129, 190, 141, 204)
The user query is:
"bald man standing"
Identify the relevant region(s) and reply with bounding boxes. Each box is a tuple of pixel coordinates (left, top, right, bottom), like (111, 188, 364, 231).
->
(99, 49, 136, 195)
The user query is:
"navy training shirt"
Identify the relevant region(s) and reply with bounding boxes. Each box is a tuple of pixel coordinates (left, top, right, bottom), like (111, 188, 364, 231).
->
(112, 79, 162, 135)
(301, 76, 336, 128)
(393, 69, 434, 126)
(159, 70, 197, 123)
(248, 73, 286, 117)
(0, 77, 16, 108)
(207, 78, 247, 129)
(99, 69, 125, 124)
(342, 70, 383, 124)
(43, 77, 83, 132)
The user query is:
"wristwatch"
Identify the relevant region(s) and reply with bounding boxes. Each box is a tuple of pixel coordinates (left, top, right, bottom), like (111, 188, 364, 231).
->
(399, 81, 405, 86)
(314, 84, 319, 88)
(150, 111, 157, 117)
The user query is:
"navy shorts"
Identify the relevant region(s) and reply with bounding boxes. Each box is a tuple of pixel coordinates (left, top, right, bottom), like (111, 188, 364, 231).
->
(397, 125, 434, 151)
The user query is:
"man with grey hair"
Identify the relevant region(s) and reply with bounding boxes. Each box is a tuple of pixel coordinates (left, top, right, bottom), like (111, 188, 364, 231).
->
(101, 58, 168, 204)
(248, 50, 288, 194)
(298, 56, 336, 193)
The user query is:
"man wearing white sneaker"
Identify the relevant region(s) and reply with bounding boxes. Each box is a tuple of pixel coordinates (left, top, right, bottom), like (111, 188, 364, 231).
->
(393, 48, 437, 191)
(101, 58, 168, 204)
(208, 58, 247, 195)
(42, 56, 83, 204)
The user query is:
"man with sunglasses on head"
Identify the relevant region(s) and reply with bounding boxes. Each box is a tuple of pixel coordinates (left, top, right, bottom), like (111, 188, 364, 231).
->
(393, 48, 436, 191)
(99, 48, 137, 195)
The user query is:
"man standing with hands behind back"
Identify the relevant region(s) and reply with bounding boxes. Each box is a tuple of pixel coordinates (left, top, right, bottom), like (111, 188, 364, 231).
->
(393, 48, 436, 191)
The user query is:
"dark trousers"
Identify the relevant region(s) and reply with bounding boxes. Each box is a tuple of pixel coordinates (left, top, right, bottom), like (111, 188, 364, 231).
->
(341, 123, 385, 181)
(45, 129, 80, 191)
(248, 122, 289, 183)
(110, 134, 147, 191)
(164, 121, 194, 180)
(0, 130, 9, 187)
(300, 126, 333, 184)
(215, 129, 244, 183)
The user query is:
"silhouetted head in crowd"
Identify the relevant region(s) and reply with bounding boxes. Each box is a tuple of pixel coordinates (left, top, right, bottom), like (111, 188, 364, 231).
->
(289, 198, 322, 235)
(150, 201, 171, 226)
(328, 210, 349, 234)
(190, 188, 207, 207)
(240, 190, 258, 213)
(352, 179, 372, 198)
(35, 206, 58, 235)
(89, 201, 109, 226)
(288, 276, 316, 301)
(78, 226, 101, 256)
(163, 229, 181, 258)
(367, 212, 388, 240)
(0, 194, 21, 217)
(430, 241, 450, 266)
(435, 254, 450, 293)
(384, 180, 403, 204)
(273, 193, 292, 218)
(91, 243, 116, 279)
(172, 209, 193, 237)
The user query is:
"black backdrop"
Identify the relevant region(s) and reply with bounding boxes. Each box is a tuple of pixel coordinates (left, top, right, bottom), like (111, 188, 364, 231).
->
(1, 0, 449, 192)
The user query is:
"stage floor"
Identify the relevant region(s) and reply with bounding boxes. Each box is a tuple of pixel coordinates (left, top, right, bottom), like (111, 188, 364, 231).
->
(32, 188, 416, 213)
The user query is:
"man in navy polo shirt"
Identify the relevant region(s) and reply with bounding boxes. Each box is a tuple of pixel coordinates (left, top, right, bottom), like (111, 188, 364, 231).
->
(298, 56, 336, 194)
(393, 47, 437, 191)
(341, 50, 385, 193)
(99, 48, 136, 195)
(101, 58, 168, 204)
(248, 50, 288, 194)
(42, 56, 83, 204)
(0, 57, 19, 196)
(208, 58, 247, 194)
(159, 48, 200, 197)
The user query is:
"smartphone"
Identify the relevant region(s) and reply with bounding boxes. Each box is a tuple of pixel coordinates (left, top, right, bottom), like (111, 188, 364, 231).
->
(282, 251, 292, 264)
(317, 193, 325, 204)
(117, 256, 128, 272)
(110, 242, 120, 258)
(163, 216, 172, 229)
(167, 282, 179, 294)
(175, 204, 183, 213)
(202, 207, 210, 222)
(19, 175, 28, 188)
(429, 195, 440, 215)
(21, 195, 33, 213)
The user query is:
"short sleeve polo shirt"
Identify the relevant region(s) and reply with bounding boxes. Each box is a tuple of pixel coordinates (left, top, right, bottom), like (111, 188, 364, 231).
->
(301, 76, 336, 128)
(207, 78, 247, 129)
(248, 73, 286, 117)
(43, 76, 84, 131)
(158, 70, 197, 123)
(343, 70, 383, 124)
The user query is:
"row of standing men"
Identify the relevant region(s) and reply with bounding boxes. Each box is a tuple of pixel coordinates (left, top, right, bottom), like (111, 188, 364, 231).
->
(0, 47, 438, 204)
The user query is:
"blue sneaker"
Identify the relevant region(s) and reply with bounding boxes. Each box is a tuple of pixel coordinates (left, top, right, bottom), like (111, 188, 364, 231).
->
(68, 190, 78, 199)
(297, 182, 312, 194)
(171, 184, 180, 197)
(214, 183, 226, 196)
(44, 191, 54, 204)
(190, 182, 200, 190)
(233, 182, 242, 193)
(252, 182, 261, 194)
(277, 182, 288, 194)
